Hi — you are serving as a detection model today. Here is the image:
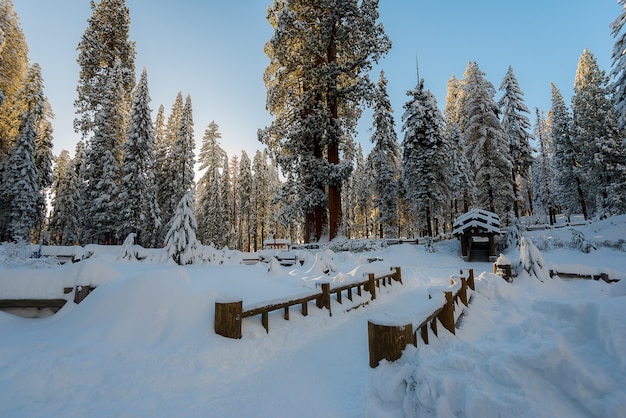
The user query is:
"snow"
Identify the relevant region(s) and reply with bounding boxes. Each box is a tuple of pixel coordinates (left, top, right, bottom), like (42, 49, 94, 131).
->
(0, 216, 625, 417)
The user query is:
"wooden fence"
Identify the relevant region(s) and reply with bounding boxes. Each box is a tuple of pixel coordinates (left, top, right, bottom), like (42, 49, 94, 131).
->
(368, 269, 474, 368)
(548, 270, 619, 283)
(0, 285, 97, 313)
(214, 267, 402, 339)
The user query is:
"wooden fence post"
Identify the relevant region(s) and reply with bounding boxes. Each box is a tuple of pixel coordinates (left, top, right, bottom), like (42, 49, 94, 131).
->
(437, 291, 455, 335)
(367, 273, 377, 300)
(458, 277, 468, 307)
(368, 320, 415, 368)
(467, 269, 475, 291)
(215, 300, 243, 339)
(392, 267, 402, 284)
(316, 282, 332, 316)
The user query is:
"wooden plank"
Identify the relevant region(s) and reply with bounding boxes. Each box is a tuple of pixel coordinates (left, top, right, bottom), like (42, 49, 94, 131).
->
(0, 299, 67, 309)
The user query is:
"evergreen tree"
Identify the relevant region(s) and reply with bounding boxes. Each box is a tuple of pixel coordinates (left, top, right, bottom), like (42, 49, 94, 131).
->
(610, 0, 626, 130)
(550, 83, 587, 219)
(463, 62, 514, 218)
(72, 140, 88, 242)
(252, 150, 271, 250)
(572, 49, 626, 216)
(157, 93, 184, 225)
(353, 143, 373, 238)
(82, 60, 127, 243)
(401, 78, 450, 237)
(237, 150, 253, 251)
(75, 0, 135, 139)
(367, 71, 401, 238)
(0, 0, 28, 157)
(168, 95, 195, 216)
(48, 150, 80, 245)
(163, 190, 200, 265)
(445, 75, 474, 216)
(499, 66, 534, 218)
(219, 156, 233, 248)
(532, 110, 558, 224)
(262, 0, 391, 241)
(119, 68, 161, 247)
(4, 64, 46, 241)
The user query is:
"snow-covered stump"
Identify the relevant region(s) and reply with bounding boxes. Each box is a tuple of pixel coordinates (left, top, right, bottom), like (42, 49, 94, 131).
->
(493, 254, 513, 282)
(214, 300, 243, 339)
(368, 320, 416, 368)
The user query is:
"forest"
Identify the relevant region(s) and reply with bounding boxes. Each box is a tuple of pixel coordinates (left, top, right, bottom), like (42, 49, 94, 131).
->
(1, 0, 625, 258)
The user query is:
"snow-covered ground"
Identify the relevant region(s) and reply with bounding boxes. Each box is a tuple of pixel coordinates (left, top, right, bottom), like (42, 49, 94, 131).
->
(0, 216, 624, 417)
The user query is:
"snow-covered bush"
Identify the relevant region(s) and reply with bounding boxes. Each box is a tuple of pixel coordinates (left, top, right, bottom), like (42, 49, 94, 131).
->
(328, 238, 387, 253)
(569, 229, 597, 253)
(423, 236, 437, 253)
(533, 234, 565, 252)
(117, 233, 137, 261)
(505, 217, 523, 249)
(518, 236, 551, 282)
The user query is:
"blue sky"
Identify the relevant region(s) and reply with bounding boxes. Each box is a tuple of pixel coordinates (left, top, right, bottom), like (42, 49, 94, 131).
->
(14, 1, 619, 162)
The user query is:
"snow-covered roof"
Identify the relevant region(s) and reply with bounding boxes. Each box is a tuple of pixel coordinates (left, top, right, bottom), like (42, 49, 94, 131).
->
(452, 209, 501, 236)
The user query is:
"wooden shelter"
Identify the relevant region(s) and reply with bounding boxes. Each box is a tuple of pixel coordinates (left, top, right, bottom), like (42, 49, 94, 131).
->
(452, 209, 501, 261)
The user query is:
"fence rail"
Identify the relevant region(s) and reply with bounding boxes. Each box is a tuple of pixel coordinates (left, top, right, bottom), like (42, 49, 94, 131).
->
(214, 267, 402, 338)
(368, 269, 474, 368)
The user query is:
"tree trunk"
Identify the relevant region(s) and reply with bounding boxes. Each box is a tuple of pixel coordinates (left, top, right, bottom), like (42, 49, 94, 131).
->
(576, 178, 588, 220)
(511, 168, 519, 218)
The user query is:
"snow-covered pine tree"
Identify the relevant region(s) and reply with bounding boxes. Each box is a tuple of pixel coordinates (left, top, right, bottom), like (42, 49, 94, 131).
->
(82, 60, 127, 244)
(166, 94, 195, 227)
(367, 71, 401, 239)
(229, 155, 240, 246)
(161, 93, 194, 229)
(154, 102, 171, 231)
(119, 68, 161, 247)
(354, 143, 374, 238)
(195, 122, 227, 246)
(499, 66, 534, 218)
(532, 109, 558, 225)
(610, 0, 626, 130)
(163, 190, 200, 265)
(48, 150, 80, 245)
(0, 0, 28, 157)
(74, 0, 135, 139)
(252, 149, 272, 251)
(219, 157, 233, 248)
(463, 62, 514, 219)
(72, 140, 88, 242)
(262, 0, 390, 242)
(401, 78, 450, 237)
(237, 151, 253, 251)
(550, 83, 587, 220)
(445, 75, 474, 217)
(3, 64, 46, 242)
(572, 49, 626, 217)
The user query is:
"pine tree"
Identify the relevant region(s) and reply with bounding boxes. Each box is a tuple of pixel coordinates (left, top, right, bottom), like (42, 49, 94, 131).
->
(219, 156, 233, 248)
(0, 0, 28, 157)
(4, 64, 46, 241)
(610, 0, 626, 130)
(157, 93, 184, 225)
(367, 71, 401, 238)
(463, 62, 514, 218)
(532, 110, 558, 224)
(262, 0, 391, 241)
(167, 94, 195, 219)
(252, 149, 273, 250)
(499, 66, 534, 218)
(119, 68, 161, 247)
(445, 75, 474, 216)
(163, 190, 200, 265)
(550, 83, 587, 219)
(48, 150, 80, 245)
(72, 140, 88, 242)
(401, 78, 450, 237)
(82, 60, 127, 244)
(572, 49, 626, 217)
(237, 151, 253, 251)
(75, 0, 135, 139)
